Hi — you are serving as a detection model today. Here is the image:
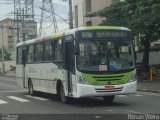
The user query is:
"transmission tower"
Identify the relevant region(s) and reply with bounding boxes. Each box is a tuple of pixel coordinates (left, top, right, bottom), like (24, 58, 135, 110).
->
(14, 0, 21, 17)
(24, 0, 35, 22)
(39, 0, 58, 36)
(13, 0, 36, 42)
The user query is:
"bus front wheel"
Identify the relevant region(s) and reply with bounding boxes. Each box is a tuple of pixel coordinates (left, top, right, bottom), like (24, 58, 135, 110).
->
(59, 84, 69, 103)
(28, 80, 35, 96)
(103, 95, 115, 103)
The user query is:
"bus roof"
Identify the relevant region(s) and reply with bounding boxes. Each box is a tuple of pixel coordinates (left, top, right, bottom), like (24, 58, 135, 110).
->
(75, 26, 130, 31)
(64, 26, 130, 35)
(17, 32, 64, 47)
(17, 26, 130, 47)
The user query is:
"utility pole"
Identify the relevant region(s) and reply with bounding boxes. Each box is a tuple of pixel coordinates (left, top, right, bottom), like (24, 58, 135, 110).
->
(1, 21, 5, 74)
(16, 9, 20, 43)
(69, 0, 73, 29)
(61, 0, 73, 29)
(21, 8, 27, 42)
(14, 0, 35, 42)
(14, 0, 21, 43)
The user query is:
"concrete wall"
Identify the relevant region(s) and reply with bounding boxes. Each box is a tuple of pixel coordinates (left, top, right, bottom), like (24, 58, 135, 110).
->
(0, 61, 16, 73)
(136, 51, 160, 65)
(84, 0, 112, 26)
(73, 0, 112, 27)
(73, 0, 84, 27)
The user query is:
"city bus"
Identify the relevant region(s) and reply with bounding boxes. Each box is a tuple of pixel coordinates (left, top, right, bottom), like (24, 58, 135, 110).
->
(16, 26, 137, 103)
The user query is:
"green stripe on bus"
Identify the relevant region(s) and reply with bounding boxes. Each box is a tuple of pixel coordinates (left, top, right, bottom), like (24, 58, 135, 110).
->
(82, 71, 133, 85)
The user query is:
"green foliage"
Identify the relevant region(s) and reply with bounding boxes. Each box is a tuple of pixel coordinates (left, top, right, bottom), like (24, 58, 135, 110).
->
(88, 0, 160, 45)
(4, 49, 11, 61)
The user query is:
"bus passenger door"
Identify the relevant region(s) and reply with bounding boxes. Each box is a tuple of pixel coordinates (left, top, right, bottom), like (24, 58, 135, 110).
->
(64, 39, 74, 95)
(22, 48, 26, 88)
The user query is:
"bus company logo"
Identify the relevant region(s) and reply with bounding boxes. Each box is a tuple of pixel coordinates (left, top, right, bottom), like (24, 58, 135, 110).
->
(107, 81, 111, 85)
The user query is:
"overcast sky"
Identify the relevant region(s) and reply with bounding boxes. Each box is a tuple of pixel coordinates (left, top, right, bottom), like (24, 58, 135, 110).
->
(0, 0, 69, 34)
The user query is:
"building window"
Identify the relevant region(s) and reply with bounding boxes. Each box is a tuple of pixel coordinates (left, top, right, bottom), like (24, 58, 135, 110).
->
(85, 0, 91, 14)
(75, 5, 78, 28)
(86, 21, 92, 26)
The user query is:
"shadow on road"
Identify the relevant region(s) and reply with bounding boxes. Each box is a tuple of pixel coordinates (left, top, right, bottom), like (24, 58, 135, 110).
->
(22, 91, 131, 108)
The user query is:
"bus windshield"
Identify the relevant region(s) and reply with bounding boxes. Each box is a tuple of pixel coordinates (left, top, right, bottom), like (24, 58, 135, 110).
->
(77, 40, 135, 72)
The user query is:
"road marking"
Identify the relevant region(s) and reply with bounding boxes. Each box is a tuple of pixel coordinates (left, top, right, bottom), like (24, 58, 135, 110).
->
(138, 92, 160, 96)
(135, 94, 143, 96)
(0, 83, 17, 88)
(128, 110, 142, 114)
(0, 100, 8, 104)
(117, 95, 127, 97)
(95, 115, 102, 119)
(7, 96, 30, 102)
(0, 90, 27, 94)
(104, 109, 114, 112)
(25, 95, 50, 101)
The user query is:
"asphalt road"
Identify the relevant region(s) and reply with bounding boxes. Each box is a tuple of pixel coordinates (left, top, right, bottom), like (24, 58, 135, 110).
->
(0, 76, 160, 120)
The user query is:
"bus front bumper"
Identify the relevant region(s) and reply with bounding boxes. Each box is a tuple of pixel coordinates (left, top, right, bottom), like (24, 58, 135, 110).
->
(76, 81, 137, 98)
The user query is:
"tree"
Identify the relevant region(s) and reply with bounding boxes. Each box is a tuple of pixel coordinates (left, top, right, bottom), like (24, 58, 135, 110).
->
(4, 48, 11, 61)
(87, 0, 160, 77)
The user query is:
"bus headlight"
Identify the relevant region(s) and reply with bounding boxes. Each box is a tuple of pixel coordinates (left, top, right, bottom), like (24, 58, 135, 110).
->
(78, 77, 89, 84)
(128, 74, 137, 83)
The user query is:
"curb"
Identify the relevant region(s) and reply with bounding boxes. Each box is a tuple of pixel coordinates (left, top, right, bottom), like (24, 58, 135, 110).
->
(137, 89, 160, 93)
(0, 75, 16, 78)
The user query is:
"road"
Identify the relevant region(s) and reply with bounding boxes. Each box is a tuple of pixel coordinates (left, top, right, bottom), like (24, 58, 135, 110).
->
(0, 76, 160, 120)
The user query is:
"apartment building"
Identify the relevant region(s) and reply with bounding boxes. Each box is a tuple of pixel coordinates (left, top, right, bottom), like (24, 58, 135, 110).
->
(0, 18, 37, 60)
(73, 0, 120, 27)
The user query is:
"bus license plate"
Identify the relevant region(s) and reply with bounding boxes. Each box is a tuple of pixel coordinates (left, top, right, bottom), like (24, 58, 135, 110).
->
(105, 86, 114, 90)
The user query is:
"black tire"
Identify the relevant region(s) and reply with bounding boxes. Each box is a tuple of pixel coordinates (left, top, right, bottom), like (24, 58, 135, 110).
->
(59, 83, 69, 103)
(28, 80, 35, 96)
(103, 96, 115, 104)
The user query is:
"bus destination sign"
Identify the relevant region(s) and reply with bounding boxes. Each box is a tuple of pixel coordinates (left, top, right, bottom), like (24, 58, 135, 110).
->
(80, 31, 128, 39)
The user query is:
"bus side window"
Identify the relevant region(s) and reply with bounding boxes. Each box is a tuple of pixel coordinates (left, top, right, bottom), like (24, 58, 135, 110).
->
(53, 39, 62, 61)
(44, 41, 52, 61)
(27, 45, 34, 63)
(34, 43, 43, 62)
(17, 47, 22, 64)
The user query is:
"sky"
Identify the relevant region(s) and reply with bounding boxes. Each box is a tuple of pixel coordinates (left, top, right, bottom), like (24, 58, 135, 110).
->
(0, 0, 69, 35)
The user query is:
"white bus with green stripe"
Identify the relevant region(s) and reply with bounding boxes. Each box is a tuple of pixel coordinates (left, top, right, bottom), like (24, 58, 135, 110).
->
(16, 26, 137, 103)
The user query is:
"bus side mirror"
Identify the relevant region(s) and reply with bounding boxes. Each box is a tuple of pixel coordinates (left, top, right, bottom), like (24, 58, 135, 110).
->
(74, 46, 80, 55)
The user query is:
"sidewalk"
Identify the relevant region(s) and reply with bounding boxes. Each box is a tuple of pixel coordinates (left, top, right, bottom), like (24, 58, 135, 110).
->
(0, 71, 16, 77)
(137, 78, 160, 93)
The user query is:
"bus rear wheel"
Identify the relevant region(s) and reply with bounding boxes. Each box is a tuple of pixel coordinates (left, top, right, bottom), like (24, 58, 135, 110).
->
(103, 95, 115, 103)
(28, 80, 35, 96)
(59, 83, 69, 103)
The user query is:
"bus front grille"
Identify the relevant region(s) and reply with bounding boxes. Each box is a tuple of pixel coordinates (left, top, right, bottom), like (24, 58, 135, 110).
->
(92, 75, 124, 81)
